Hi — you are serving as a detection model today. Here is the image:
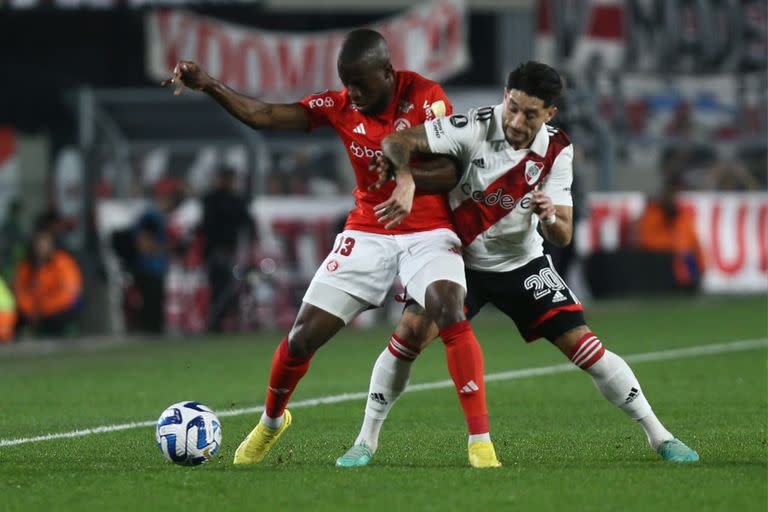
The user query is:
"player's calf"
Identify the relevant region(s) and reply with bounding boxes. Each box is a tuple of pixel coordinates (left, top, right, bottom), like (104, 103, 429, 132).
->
(263, 304, 344, 427)
(344, 307, 437, 465)
(357, 333, 419, 452)
(425, 281, 492, 438)
(557, 328, 698, 461)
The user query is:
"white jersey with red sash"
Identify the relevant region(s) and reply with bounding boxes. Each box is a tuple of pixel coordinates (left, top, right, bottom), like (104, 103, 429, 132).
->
(425, 104, 574, 272)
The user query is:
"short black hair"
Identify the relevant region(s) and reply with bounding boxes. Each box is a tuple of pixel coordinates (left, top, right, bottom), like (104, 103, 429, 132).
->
(506, 61, 563, 107)
(337, 29, 390, 68)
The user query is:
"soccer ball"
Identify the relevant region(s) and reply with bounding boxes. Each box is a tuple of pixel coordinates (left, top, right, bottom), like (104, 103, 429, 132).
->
(156, 401, 222, 466)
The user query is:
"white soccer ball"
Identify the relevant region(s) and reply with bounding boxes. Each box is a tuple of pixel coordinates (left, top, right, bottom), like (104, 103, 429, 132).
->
(156, 401, 222, 466)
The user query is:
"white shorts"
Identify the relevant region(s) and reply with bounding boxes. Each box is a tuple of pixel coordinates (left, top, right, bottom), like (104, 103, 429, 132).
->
(303, 228, 466, 324)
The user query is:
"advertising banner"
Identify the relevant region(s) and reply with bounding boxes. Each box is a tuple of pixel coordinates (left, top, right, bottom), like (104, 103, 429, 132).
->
(146, 0, 469, 98)
(578, 192, 768, 293)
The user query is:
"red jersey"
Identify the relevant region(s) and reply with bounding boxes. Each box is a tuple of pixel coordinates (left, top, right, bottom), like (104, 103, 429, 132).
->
(298, 70, 454, 235)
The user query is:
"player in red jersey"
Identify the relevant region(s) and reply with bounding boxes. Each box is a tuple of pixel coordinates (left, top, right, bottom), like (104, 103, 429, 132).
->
(338, 61, 698, 465)
(163, 29, 500, 468)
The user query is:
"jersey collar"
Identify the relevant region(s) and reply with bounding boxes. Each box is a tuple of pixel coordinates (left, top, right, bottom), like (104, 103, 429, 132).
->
(487, 104, 506, 142)
(488, 104, 550, 157)
(528, 123, 550, 157)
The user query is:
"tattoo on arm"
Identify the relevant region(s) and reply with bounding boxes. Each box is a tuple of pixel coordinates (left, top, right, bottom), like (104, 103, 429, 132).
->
(382, 125, 432, 172)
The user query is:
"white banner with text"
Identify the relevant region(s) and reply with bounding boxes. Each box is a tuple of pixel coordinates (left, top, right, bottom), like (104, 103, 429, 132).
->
(146, 0, 469, 98)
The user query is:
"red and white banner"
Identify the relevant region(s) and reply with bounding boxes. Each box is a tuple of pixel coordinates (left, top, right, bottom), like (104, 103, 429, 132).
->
(577, 192, 768, 293)
(145, 0, 469, 98)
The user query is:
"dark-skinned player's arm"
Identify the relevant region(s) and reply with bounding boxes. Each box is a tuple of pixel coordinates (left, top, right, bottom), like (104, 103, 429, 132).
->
(161, 61, 309, 131)
(373, 124, 434, 229)
(368, 154, 460, 194)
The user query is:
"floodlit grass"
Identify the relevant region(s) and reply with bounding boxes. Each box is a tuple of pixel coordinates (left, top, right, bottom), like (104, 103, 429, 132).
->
(1, 296, 766, 511)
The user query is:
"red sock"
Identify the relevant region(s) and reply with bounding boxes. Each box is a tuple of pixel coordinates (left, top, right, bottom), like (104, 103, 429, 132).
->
(439, 320, 489, 435)
(264, 337, 313, 419)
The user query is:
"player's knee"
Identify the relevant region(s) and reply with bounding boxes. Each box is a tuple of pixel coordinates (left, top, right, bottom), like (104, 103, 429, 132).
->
(424, 281, 466, 329)
(433, 304, 465, 329)
(394, 315, 433, 352)
(286, 321, 315, 358)
(552, 325, 592, 359)
(393, 322, 419, 350)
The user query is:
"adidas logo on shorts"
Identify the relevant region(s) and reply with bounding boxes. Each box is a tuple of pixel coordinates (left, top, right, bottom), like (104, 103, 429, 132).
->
(552, 291, 567, 303)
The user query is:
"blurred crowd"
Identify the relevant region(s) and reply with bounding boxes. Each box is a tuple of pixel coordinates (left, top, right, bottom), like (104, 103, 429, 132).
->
(0, 165, 257, 342)
(0, 203, 83, 342)
(0, 116, 764, 342)
(111, 167, 256, 337)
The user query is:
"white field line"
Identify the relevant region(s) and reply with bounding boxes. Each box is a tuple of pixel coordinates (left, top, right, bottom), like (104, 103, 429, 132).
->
(2, 337, 766, 448)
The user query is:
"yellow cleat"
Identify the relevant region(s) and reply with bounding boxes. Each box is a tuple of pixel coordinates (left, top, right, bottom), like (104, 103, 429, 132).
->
(468, 440, 502, 468)
(233, 409, 292, 465)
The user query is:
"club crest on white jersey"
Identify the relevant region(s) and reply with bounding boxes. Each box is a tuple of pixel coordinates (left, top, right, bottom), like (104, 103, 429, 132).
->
(525, 160, 544, 185)
(424, 103, 575, 273)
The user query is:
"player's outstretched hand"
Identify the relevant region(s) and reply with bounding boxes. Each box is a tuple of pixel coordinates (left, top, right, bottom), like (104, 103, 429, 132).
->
(531, 190, 556, 220)
(367, 155, 393, 191)
(161, 61, 211, 96)
(374, 172, 415, 229)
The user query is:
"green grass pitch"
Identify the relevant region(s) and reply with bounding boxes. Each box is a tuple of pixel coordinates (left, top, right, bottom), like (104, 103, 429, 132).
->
(1, 296, 766, 511)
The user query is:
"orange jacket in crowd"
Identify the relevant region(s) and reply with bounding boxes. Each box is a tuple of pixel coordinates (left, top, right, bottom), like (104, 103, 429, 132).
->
(636, 201, 706, 285)
(14, 250, 82, 319)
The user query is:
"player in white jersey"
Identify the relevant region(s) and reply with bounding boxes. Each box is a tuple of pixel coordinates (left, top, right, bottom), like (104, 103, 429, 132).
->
(336, 61, 698, 467)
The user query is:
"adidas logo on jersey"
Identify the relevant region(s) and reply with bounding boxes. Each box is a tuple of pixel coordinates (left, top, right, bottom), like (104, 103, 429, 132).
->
(353, 123, 366, 135)
(459, 380, 480, 394)
(471, 158, 486, 168)
(369, 392, 388, 405)
(552, 291, 567, 303)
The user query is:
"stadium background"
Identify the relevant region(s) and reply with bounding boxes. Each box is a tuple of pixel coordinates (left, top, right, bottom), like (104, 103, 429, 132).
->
(0, 2, 766, 511)
(0, 0, 765, 337)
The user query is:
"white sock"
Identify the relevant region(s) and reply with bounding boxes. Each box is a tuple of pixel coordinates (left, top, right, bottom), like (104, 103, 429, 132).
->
(638, 410, 675, 450)
(260, 411, 283, 430)
(572, 334, 673, 450)
(468, 433, 491, 445)
(354, 337, 417, 453)
(357, 416, 385, 451)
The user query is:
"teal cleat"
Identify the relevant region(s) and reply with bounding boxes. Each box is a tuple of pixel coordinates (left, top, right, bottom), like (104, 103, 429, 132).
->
(335, 443, 374, 468)
(657, 438, 700, 462)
